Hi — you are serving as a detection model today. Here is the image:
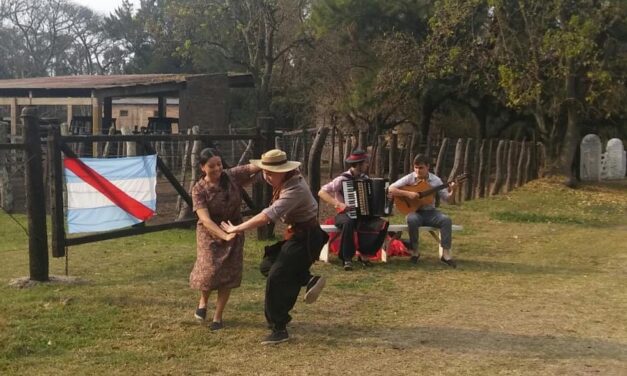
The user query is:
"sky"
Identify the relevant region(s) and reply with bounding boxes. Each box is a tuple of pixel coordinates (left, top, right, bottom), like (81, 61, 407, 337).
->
(70, 0, 142, 15)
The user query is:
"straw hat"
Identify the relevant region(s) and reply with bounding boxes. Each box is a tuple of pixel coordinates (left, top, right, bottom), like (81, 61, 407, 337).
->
(250, 149, 301, 172)
(345, 149, 369, 164)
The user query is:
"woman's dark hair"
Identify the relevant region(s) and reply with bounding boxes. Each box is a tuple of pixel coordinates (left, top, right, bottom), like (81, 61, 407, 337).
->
(199, 147, 231, 197)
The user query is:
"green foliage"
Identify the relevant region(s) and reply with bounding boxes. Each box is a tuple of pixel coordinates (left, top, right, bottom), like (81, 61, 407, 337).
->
(311, 0, 431, 40)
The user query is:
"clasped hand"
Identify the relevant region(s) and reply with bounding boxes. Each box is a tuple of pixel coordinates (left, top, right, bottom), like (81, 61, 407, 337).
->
(220, 220, 238, 234)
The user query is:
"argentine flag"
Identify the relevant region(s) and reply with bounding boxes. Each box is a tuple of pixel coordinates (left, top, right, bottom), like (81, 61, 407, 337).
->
(64, 155, 157, 234)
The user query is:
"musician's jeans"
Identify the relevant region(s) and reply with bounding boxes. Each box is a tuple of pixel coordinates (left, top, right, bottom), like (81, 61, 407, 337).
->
(334, 213, 357, 261)
(262, 226, 327, 331)
(406, 209, 452, 255)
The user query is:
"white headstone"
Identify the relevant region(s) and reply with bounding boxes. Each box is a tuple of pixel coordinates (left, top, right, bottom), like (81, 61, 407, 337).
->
(602, 138, 626, 180)
(580, 134, 602, 181)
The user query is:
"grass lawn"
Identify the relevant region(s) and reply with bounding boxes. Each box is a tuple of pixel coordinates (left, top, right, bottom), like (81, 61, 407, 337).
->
(1, 178, 626, 375)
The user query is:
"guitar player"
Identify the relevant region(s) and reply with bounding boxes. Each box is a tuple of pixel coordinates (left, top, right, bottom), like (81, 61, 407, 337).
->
(388, 154, 458, 268)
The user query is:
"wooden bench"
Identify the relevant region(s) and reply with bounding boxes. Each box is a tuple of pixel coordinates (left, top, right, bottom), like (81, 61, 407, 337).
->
(319, 224, 463, 263)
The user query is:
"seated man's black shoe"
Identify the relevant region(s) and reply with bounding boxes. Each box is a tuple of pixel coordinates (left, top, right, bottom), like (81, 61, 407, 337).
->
(261, 329, 289, 345)
(343, 260, 353, 271)
(440, 256, 457, 268)
(358, 256, 373, 267)
(409, 254, 420, 264)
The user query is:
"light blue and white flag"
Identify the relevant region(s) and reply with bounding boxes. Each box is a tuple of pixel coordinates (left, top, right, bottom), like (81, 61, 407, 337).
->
(64, 155, 157, 234)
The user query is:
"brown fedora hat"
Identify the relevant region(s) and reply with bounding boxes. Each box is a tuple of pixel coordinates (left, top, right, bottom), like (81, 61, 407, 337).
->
(250, 149, 301, 172)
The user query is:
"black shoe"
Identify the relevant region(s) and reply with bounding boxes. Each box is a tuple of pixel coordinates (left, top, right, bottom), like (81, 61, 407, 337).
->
(304, 276, 326, 304)
(194, 307, 207, 321)
(209, 321, 224, 331)
(409, 254, 420, 264)
(440, 256, 457, 268)
(261, 329, 289, 345)
(343, 261, 353, 271)
(358, 257, 373, 267)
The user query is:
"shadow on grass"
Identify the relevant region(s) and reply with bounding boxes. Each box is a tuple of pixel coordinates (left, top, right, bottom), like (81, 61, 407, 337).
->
(293, 322, 627, 361)
(450, 259, 598, 275)
(382, 257, 598, 275)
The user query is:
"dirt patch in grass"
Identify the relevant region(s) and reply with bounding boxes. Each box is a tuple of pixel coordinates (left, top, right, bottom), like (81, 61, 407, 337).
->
(8, 275, 89, 289)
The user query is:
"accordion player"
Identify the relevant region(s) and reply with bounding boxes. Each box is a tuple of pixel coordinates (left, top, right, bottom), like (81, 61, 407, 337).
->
(342, 178, 392, 219)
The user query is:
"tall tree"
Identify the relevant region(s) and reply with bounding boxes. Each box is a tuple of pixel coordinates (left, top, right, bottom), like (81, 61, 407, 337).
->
(425, 0, 627, 182)
(308, 0, 433, 137)
(167, 0, 311, 114)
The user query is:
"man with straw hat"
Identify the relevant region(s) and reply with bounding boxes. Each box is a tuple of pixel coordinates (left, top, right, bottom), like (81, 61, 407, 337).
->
(221, 149, 328, 345)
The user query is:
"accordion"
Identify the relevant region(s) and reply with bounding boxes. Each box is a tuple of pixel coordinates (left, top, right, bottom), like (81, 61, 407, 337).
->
(342, 178, 392, 219)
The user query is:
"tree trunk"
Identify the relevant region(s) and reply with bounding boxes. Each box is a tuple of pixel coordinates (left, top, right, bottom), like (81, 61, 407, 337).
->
(559, 74, 581, 187)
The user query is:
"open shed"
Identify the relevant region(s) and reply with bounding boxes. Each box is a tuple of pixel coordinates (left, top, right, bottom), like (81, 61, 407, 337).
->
(0, 73, 254, 137)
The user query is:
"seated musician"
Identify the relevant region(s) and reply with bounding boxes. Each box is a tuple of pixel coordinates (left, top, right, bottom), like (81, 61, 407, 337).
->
(388, 154, 457, 268)
(318, 149, 375, 270)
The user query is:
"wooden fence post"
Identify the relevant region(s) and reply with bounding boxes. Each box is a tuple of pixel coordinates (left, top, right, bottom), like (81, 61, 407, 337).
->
(358, 130, 367, 151)
(434, 138, 449, 177)
(329, 126, 336, 179)
(177, 126, 200, 221)
(516, 140, 526, 187)
(0, 122, 13, 212)
(388, 131, 399, 182)
(490, 140, 506, 196)
(505, 140, 516, 192)
(337, 132, 344, 173)
(524, 142, 532, 184)
(344, 135, 352, 170)
(484, 139, 494, 197)
(257, 116, 275, 240)
(121, 126, 136, 156)
(463, 138, 473, 201)
(48, 126, 66, 258)
(22, 107, 49, 281)
(408, 132, 419, 173)
(302, 129, 309, 176)
(537, 142, 546, 177)
(448, 138, 464, 203)
(376, 134, 385, 177)
(308, 127, 330, 200)
(471, 138, 481, 199)
(476, 139, 487, 198)
(176, 128, 193, 214)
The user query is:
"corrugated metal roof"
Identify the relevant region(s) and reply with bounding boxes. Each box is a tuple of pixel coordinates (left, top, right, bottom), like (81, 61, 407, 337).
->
(0, 74, 188, 90)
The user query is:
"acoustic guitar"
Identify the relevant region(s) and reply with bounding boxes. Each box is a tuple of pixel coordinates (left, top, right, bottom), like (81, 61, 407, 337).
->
(393, 174, 469, 215)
